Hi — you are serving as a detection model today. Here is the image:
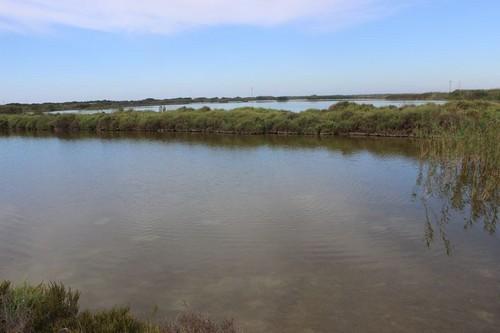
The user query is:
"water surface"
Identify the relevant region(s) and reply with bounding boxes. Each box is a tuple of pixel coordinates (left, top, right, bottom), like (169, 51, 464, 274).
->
(0, 133, 498, 332)
(50, 99, 446, 114)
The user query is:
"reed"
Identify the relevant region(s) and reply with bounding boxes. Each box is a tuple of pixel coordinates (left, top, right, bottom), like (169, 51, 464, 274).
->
(1, 101, 498, 137)
(415, 117, 499, 254)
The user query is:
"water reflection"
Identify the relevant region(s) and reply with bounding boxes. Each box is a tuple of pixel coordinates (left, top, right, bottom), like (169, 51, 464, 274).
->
(0, 131, 420, 157)
(1, 131, 498, 254)
(415, 132, 499, 254)
(47, 99, 447, 114)
(1, 131, 497, 255)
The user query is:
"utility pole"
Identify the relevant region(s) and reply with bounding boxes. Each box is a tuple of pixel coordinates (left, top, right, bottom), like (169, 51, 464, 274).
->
(449, 80, 452, 93)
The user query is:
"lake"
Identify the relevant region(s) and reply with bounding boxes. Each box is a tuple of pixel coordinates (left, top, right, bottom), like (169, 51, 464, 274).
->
(0, 133, 498, 332)
(50, 99, 447, 114)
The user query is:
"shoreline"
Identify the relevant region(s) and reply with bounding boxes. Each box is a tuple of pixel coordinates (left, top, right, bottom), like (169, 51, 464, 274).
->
(0, 128, 418, 138)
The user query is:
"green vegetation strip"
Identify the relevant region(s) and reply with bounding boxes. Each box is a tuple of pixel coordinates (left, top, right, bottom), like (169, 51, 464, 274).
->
(0, 281, 237, 333)
(0, 101, 498, 137)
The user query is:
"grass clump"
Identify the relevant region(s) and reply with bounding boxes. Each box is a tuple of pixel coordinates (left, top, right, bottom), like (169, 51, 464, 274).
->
(0, 281, 238, 333)
(0, 281, 79, 333)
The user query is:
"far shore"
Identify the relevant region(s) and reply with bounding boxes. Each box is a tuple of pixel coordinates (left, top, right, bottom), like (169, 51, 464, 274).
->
(1, 100, 498, 139)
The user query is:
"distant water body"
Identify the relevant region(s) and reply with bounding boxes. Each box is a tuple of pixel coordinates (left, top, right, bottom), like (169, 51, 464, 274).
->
(50, 99, 447, 114)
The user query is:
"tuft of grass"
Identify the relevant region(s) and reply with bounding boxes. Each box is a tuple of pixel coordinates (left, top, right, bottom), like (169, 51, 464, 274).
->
(0, 281, 79, 333)
(158, 312, 237, 333)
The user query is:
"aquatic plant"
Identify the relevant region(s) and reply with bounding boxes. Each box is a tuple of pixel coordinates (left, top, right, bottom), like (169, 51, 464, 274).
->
(415, 116, 500, 254)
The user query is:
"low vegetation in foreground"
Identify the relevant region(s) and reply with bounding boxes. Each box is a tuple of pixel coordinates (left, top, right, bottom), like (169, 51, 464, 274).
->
(0, 101, 499, 137)
(0, 281, 238, 333)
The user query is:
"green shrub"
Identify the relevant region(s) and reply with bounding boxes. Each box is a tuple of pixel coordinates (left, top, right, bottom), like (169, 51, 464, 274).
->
(0, 281, 239, 333)
(75, 308, 144, 333)
(0, 282, 79, 333)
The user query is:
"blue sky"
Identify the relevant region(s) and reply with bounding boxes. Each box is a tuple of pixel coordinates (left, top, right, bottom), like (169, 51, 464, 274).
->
(1, 0, 499, 103)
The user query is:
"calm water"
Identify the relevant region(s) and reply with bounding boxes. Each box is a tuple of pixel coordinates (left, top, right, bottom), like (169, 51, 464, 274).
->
(50, 99, 446, 114)
(0, 133, 498, 332)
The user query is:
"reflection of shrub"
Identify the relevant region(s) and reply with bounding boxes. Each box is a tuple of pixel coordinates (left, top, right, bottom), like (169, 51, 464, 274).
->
(0, 281, 239, 333)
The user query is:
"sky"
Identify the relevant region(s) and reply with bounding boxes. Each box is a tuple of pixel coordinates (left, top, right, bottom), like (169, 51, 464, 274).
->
(0, 0, 499, 103)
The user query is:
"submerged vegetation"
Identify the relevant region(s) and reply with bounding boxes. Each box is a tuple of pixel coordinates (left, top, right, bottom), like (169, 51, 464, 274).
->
(0, 281, 237, 333)
(0, 101, 498, 137)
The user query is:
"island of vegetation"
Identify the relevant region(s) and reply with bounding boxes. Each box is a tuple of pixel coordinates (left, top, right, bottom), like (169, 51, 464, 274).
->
(0, 100, 498, 138)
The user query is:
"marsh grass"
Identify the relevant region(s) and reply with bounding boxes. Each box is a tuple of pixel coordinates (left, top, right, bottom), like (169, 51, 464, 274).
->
(415, 118, 500, 254)
(0, 281, 238, 333)
(1, 101, 498, 137)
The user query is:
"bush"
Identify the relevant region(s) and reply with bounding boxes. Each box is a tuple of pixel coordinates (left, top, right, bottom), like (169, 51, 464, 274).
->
(0, 281, 79, 333)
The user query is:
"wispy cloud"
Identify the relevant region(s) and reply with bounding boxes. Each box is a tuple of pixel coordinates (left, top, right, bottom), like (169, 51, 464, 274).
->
(0, 0, 410, 34)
